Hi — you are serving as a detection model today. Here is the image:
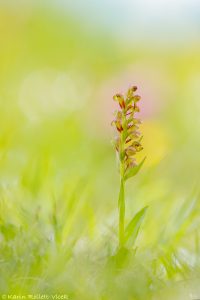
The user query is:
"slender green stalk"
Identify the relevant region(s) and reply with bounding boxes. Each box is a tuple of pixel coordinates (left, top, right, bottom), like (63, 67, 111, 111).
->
(118, 177, 125, 247)
(118, 116, 126, 248)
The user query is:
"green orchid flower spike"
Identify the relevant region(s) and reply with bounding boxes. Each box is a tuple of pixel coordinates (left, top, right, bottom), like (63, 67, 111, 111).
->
(112, 85, 147, 249)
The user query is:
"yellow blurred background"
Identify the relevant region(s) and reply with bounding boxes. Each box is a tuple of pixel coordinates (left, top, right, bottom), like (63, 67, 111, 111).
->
(1, 0, 200, 194)
(1, 1, 200, 298)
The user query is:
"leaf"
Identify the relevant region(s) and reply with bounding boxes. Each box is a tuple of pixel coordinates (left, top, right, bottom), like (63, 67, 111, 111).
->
(124, 157, 146, 181)
(124, 206, 148, 248)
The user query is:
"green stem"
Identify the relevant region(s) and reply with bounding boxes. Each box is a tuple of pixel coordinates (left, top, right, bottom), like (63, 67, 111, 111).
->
(118, 176, 125, 248)
(118, 112, 126, 248)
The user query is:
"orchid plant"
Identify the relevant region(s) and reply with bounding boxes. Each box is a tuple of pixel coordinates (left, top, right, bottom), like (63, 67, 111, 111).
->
(112, 86, 147, 249)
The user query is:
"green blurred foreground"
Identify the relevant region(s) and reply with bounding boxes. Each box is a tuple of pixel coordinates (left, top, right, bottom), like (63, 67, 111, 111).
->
(1, 4, 200, 300)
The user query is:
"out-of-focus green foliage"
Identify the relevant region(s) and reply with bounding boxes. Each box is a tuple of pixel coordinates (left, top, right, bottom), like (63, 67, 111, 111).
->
(0, 2, 200, 299)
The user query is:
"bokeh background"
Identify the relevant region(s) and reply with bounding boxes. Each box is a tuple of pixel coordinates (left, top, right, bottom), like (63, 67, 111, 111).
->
(1, 0, 200, 299)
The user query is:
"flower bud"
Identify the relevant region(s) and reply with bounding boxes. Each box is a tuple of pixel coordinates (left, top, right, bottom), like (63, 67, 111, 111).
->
(126, 146, 137, 156)
(113, 93, 125, 109)
(133, 141, 143, 152)
(134, 95, 141, 102)
(127, 86, 138, 98)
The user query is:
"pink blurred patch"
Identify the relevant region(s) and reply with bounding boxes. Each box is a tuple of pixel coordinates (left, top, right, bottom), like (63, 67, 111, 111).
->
(94, 62, 173, 134)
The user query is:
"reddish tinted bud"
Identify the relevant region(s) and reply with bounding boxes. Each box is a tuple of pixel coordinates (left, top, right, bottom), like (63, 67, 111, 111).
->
(116, 121, 123, 132)
(132, 86, 137, 92)
(127, 124, 138, 130)
(126, 104, 134, 114)
(113, 93, 125, 109)
(119, 99, 125, 109)
(133, 141, 143, 152)
(113, 93, 123, 101)
(125, 138, 132, 144)
(127, 86, 138, 98)
(129, 130, 141, 139)
(134, 95, 141, 102)
(127, 158, 137, 169)
(126, 146, 137, 156)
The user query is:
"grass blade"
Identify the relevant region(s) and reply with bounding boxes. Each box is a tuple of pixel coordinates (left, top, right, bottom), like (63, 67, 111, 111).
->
(124, 206, 148, 248)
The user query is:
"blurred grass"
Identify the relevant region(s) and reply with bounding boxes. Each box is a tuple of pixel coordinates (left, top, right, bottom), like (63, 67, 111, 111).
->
(0, 2, 200, 300)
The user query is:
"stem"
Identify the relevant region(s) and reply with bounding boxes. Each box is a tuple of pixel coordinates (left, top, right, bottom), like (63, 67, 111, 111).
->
(118, 113, 126, 248)
(118, 173, 125, 248)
